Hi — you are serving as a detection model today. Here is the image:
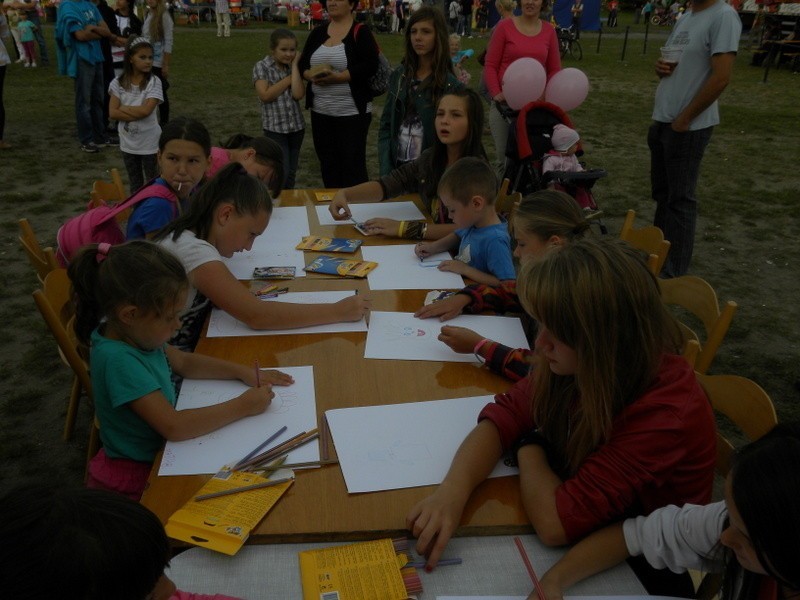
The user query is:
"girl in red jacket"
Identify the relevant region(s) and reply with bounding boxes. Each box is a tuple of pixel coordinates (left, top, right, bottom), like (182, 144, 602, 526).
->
(407, 238, 716, 594)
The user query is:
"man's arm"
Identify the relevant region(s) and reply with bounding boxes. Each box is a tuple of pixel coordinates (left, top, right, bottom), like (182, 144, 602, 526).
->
(672, 52, 736, 132)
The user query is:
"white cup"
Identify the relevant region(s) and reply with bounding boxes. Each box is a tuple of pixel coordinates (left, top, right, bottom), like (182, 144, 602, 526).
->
(660, 46, 683, 64)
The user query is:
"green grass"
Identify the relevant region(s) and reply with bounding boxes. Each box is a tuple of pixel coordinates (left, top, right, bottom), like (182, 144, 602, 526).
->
(1, 17, 799, 486)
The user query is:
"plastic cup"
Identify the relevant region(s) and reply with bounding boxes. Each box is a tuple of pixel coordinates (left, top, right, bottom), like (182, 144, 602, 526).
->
(660, 46, 683, 64)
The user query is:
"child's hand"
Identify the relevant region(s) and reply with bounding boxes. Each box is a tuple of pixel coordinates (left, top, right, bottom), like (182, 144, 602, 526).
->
(237, 385, 274, 416)
(334, 294, 371, 322)
(438, 325, 484, 354)
(329, 190, 351, 220)
(414, 293, 471, 321)
(261, 369, 295, 386)
(406, 485, 469, 569)
(415, 242, 433, 260)
(437, 260, 468, 275)
(363, 218, 400, 237)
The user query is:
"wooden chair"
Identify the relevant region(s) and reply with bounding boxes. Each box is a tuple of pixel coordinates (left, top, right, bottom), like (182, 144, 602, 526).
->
(90, 167, 125, 206)
(19, 218, 59, 283)
(495, 178, 521, 218)
(32, 269, 89, 441)
(693, 372, 777, 600)
(619, 209, 671, 275)
(659, 275, 738, 374)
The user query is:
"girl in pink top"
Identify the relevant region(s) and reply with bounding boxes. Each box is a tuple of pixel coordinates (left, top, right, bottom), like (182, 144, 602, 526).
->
(206, 133, 285, 198)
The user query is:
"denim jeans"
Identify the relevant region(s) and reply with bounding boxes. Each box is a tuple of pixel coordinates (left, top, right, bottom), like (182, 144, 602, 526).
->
(264, 128, 305, 190)
(75, 59, 106, 145)
(648, 121, 713, 278)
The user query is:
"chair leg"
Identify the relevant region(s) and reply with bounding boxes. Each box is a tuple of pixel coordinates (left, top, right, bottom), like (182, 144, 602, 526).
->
(84, 417, 101, 484)
(63, 375, 82, 441)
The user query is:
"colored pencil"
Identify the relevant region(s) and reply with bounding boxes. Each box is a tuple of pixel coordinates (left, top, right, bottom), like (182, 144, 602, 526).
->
(407, 558, 462, 568)
(247, 432, 320, 469)
(232, 425, 287, 469)
(270, 458, 338, 469)
(514, 536, 548, 600)
(194, 476, 294, 502)
(255, 359, 261, 388)
(236, 428, 319, 471)
(254, 284, 277, 296)
(258, 455, 288, 474)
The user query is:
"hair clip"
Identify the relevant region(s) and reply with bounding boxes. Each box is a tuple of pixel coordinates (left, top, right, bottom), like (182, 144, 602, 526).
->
(96, 242, 111, 263)
(129, 36, 150, 49)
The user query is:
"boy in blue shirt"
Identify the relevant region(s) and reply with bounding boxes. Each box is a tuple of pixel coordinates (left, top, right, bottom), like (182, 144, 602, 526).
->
(415, 157, 515, 286)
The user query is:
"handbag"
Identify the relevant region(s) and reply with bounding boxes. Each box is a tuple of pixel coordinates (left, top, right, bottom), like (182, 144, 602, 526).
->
(354, 23, 392, 96)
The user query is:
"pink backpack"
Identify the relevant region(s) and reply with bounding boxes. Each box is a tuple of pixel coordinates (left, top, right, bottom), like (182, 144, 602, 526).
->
(56, 180, 177, 266)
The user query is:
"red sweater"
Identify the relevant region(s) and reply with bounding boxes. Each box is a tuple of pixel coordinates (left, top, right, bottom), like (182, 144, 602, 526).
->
(478, 354, 716, 542)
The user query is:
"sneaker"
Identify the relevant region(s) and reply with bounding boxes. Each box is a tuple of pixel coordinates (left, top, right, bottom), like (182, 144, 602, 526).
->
(15, 58, 25, 63)
(31, 61, 36, 67)
(80, 142, 101, 153)
(101, 136, 119, 146)
(24, 62, 30, 68)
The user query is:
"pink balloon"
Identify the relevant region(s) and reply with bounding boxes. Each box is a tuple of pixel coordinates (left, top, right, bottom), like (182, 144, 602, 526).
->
(502, 58, 547, 111)
(544, 68, 590, 112)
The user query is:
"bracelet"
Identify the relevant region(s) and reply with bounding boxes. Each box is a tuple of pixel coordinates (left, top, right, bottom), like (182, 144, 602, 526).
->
(401, 221, 425, 240)
(420, 222, 428, 240)
(510, 428, 551, 466)
(473, 338, 490, 364)
(397, 221, 407, 238)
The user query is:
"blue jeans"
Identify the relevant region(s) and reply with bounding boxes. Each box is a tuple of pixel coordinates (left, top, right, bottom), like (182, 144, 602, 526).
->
(264, 128, 305, 190)
(648, 121, 713, 278)
(75, 59, 106, 144)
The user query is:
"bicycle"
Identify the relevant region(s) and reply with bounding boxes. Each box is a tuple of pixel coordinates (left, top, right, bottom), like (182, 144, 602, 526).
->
(557, 25, 583, 60)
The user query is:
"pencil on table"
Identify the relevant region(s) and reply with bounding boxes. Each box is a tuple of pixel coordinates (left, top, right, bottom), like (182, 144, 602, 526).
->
(194, 476, 294, 502)
(247, 431, 320, 470)
(236, 428, 319, 471)
(255, 359, 261, 388)
(233, 425, 288, 469)
(514, 536, 548, 600)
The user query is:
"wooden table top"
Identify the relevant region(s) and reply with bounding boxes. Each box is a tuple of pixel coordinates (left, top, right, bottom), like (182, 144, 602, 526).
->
(140, 190, 530, 543)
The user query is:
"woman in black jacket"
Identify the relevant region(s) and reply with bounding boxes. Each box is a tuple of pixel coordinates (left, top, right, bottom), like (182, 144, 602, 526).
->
(298, 0, 379, 187)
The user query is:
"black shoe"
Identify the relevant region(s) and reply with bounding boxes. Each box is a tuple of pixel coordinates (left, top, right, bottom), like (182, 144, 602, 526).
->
(80, 142, 101, 153)
(100, 136, 119, 146)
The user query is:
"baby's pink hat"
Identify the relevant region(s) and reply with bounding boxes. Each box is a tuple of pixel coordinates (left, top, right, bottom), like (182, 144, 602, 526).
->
(551, 124, 580, 152)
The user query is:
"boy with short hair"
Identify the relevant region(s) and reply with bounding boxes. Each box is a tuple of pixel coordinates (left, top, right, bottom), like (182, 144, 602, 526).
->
(414, 157, 515, 286)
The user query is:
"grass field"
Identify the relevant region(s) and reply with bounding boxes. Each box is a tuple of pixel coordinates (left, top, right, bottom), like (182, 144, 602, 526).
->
(1, 12, 798, 487)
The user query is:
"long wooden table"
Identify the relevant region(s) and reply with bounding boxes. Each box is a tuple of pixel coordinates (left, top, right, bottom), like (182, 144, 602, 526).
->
(141, 190, 530, 543)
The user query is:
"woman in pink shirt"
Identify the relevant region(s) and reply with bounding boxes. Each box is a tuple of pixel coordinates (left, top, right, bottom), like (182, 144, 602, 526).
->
(484, 0, 560, 172)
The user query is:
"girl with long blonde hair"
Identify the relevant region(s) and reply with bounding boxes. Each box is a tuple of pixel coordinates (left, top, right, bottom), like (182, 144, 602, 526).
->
(408, 238, 717, 597)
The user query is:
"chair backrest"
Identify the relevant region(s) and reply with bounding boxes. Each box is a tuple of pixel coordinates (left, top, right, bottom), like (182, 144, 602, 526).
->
(659, 275, 738, 374)
(90, 168, 130, 222)
(32, 271, 91, 397)
(495, 178, 521, 218)
(619, 209, 671, 275)
(19, 218, 59, 283)
(696, 373, 778, 476)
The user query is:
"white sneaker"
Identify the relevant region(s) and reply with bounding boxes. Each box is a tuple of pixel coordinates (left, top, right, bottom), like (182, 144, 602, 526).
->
(24, 62, 30, 67)
(31, 62, 36, 67)
(16, 58, 25, 63)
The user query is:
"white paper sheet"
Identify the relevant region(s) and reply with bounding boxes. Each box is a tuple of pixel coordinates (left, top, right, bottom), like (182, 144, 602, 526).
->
(361, 245, 465, 290)
(223, 206, 309, 279)
(205, 291, 367, 338)
(159, 366, 318, 476)
(315, 201, 425, 226)
(364, 311, 530, 362)
(326, 395, 518, 493)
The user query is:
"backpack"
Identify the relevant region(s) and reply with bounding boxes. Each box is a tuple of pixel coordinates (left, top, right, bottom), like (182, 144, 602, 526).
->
(55, 180, 177, 266)
(354, 23, 392, 97)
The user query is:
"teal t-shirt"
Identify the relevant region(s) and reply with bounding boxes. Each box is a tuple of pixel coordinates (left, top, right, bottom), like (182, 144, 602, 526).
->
(90, 328, 176, 462)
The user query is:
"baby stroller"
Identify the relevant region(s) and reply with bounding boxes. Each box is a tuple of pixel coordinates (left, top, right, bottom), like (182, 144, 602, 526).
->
(500, 101, 607, 228)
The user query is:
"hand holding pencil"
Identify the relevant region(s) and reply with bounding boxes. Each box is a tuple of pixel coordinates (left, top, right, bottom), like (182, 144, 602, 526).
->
(235, 385, 274, 416)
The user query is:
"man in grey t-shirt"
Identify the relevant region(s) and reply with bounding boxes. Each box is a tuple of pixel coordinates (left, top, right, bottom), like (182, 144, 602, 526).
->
(649, 0, 740, 277)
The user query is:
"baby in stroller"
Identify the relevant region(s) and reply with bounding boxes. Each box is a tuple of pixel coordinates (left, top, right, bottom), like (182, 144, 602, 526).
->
(501, 101, 606, 215)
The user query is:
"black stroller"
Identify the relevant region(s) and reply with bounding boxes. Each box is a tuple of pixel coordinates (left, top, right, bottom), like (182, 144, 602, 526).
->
(500, 101, 607, 225)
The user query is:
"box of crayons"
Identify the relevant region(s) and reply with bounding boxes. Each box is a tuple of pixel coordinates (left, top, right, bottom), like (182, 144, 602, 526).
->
(298, 538, 422, 600)
(296, 236, 362, 253)
(304, 256, 378, 278)
(165, 470, 293, 556)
